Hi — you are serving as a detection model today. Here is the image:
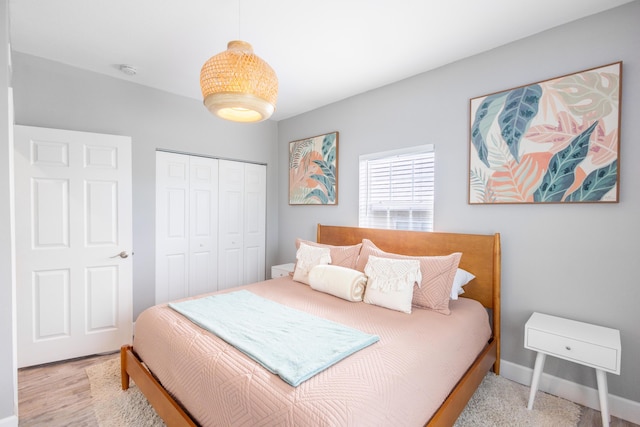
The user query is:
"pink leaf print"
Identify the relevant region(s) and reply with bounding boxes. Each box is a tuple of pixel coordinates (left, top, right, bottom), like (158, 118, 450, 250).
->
(289, 151, 323, 196)
(489, 152, 550, 203)
(589, 126, 618, 167)
(526, 112, 584, 153)
(526, 112, 615, 165)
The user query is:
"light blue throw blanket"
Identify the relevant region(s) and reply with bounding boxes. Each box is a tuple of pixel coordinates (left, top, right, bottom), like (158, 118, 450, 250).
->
(168, 290, 379, 387)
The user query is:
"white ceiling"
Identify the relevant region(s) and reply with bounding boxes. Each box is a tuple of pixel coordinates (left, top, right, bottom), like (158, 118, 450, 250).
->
(8, 0, 633, 121)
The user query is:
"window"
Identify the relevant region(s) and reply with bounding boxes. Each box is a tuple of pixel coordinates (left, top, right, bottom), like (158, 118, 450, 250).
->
(359, 145, 434, 231)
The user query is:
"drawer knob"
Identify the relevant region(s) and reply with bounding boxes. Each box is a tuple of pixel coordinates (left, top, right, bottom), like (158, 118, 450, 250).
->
(565, 345, 572, 351)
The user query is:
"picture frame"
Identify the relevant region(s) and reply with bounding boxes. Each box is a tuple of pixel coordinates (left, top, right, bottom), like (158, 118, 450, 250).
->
(289, 131, 338, 205)
(469, 62, 621, 204)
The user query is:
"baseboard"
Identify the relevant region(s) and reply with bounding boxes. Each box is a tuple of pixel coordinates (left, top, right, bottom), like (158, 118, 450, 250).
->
(500, 359, 640, 425)
(0, 415, 18, 427)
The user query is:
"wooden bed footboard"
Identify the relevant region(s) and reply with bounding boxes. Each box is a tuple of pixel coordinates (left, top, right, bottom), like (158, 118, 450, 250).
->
(121, 338, 496, 427)
(121, 345, 197, 427)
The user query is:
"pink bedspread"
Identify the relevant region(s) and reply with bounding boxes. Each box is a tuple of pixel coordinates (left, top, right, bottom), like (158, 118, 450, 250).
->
(133, 277, 491, 426)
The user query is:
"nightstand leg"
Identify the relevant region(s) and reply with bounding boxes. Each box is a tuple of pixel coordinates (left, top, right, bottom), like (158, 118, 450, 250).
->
(527, 352, 546, 410)
(595, 369, 610, 427)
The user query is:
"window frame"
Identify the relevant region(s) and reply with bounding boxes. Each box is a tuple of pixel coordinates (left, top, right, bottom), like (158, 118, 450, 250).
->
(358, 144, 434, 232)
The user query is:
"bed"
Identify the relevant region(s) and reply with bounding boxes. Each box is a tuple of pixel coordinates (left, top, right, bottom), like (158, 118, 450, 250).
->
(121, 224, 501, 426)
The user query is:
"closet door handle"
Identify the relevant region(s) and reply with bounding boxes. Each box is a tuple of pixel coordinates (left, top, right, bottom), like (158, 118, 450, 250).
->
(111, 251, 129, 259)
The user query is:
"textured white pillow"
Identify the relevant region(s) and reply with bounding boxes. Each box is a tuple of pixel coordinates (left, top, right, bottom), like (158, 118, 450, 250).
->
(363, 255, 421, 314)
(293, 243, 331, 285)
(451, 268, 476, 299)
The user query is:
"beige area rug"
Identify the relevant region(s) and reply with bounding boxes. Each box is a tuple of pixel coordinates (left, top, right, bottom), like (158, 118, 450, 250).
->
(87, 359, 580, 427)
(454, 372, 581, 427)
(86, 358, 165, 426)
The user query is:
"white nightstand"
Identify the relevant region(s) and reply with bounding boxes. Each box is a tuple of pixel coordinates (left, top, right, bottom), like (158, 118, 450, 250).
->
(271, 263, 295, 279)
(525, 312, 621, 427)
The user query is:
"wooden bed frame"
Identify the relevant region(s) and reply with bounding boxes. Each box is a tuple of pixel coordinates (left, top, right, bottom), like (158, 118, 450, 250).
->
(121, 224, 501, 427)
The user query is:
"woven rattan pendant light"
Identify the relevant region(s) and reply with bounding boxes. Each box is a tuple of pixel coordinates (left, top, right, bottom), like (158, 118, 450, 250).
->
(200, 40, 278, 123)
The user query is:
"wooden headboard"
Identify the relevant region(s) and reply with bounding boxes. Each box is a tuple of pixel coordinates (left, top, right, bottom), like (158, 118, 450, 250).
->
(316, 224, 501, 372)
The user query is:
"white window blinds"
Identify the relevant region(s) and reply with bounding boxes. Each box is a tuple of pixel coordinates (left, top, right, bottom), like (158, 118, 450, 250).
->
(359, 145, 434, 231)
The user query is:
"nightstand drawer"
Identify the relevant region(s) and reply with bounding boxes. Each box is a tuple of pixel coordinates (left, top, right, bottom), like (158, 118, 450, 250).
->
(526, 328, 619, 372)
(271, 263, 295, 279)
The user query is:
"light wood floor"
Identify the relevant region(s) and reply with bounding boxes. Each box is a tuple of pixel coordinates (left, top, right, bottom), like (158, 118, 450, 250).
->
(18, 352, 116, 426)
(17, 353, 638, 427)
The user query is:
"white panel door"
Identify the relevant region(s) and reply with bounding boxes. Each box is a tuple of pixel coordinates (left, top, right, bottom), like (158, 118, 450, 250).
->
(14, 125, 133, 368)
(243, 163, 266, 284)
(155, 152, 189, 303)
(218, 160, 245, 290)
(188, 156, 218, 296)
(155, 152, 218, 303)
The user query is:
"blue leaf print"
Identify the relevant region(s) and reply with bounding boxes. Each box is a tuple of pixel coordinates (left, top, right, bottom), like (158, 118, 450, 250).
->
(326, 183, 335, 201)
(565, 159, 617, 202)
(305, 188, 329, 204)
(325, 146, 336, 164)
(498, 84, 542, 162)
(533, 121, 598, 202)
(322, 134, 336, 158)
(471, 93, 508, 168)
(312, 160, 335, 182)
(309, 174, 335, 200)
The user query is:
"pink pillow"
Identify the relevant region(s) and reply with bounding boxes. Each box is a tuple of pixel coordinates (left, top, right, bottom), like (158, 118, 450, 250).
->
(356, 239, 462, 315)
(295, 239, 362, 269)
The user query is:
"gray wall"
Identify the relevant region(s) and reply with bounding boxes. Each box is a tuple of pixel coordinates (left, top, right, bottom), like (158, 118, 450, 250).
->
(11, 53, 280, 318)
(277, 2, 640, 402)
(1, 0, 17, 421)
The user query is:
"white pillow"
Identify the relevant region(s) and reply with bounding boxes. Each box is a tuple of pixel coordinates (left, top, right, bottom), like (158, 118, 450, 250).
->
(451, 268, 476, 300)
(293, 243, 331, 285)
(363, 255, 421, 314)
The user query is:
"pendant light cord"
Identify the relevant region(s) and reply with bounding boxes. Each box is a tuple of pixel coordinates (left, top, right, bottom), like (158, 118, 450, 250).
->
(237, 0, 241, 41)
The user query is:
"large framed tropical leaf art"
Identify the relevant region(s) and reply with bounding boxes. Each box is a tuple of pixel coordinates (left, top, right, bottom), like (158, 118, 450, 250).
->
(289, 131, 338, 205)
(469, 62, 621, 204)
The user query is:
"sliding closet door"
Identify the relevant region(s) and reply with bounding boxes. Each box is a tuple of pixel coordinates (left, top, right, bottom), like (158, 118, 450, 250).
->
(188, 156, 219, 296)
(156, 152, 188, 303)
(218, 160, 266, 290)
(155, 152, 218, 303)
(218, 160, 244, 290)
(243, 163, 266, 284)
(157, 154, 265, 299)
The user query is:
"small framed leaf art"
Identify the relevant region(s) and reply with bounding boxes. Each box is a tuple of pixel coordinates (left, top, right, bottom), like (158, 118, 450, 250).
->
(469, 62, 621, 204)
(289, 131, 338, 205)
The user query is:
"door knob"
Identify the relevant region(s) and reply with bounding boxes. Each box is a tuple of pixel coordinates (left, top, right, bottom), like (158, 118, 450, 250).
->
(111, 251, 129, 259)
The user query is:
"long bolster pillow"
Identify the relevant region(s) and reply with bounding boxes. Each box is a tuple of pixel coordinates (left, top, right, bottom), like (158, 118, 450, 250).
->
(308, 264, 367, 302)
